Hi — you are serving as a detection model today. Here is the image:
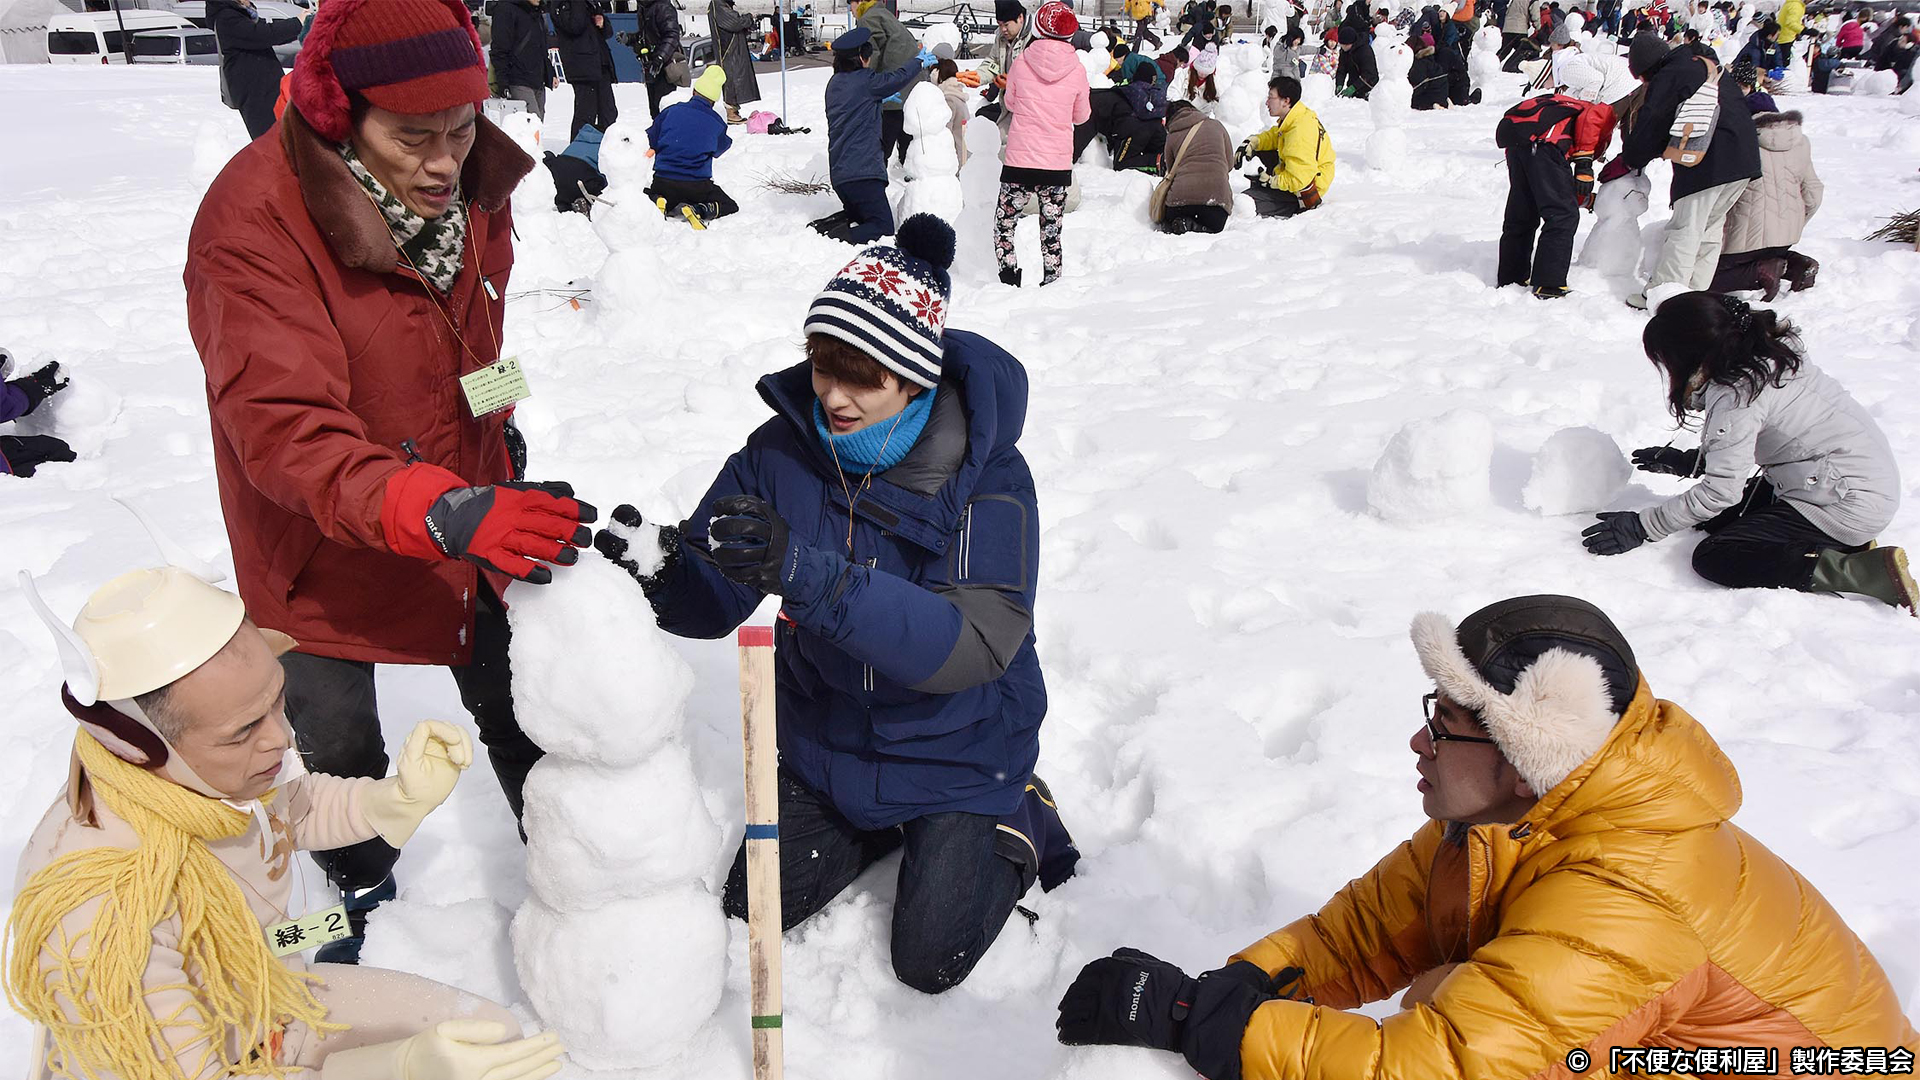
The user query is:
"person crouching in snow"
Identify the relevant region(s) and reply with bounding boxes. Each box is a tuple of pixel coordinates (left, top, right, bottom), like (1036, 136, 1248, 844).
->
(1581, 294, 1916, 613)
(809, 27, 939, 244)
(1055, 593, 1920, 1079)
(995, 0, 1091, 286)
(1494, 90, 1615, 298)
(1232, 76, 1335, 218)
(1333, 24, 1379, 96)
(10, 562, 566, 1080)
(646, 65, 741, 225)
(1709, 106, 1821, 299)
(1153, 100, 1233, 234)
(593, 215, 1079, 995)
(0, 347, 76, 479)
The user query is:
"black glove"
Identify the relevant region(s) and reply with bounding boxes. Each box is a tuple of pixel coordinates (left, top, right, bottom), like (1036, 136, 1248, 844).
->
(1581, 511, 1648, 556)
(1629, 444, 1699, 477)
(708, 494, 798, 596)
(1178, 962, 1289, 1080)
(8, 362, 69, 415)
(424, 481, 597, 585)
(1571, 155, 1595, 209)
(593, 503, 683, 592)
(1055, 947, 1197, 1051)
(1232, 136, 1257, 168)
(0, 434, 77, 478)
(503, 416, 528, 482)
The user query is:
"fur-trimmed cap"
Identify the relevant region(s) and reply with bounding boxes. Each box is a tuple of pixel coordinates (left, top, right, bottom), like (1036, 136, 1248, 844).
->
(1411, 595, 1638, 796)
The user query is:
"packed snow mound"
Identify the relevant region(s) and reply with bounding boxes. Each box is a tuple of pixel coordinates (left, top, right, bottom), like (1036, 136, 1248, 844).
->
(1302, 71, 1335, 107)
(521, 751, 725, 909)
(1523, 427, 1633, 516)
(1855, 69, 1899, 96)
(1579, 170, 1652, 274)
(1367, 409, 1495, 523)
(511, 888, 729, 1072)
(506, 556, 696, 766)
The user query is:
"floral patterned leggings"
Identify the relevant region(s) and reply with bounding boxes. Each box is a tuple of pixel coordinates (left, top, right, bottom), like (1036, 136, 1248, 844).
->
(993, 183, 1069, 283)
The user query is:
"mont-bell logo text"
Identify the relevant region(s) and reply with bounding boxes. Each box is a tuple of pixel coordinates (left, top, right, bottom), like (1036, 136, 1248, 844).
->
(1127, 971, 1149, 1022)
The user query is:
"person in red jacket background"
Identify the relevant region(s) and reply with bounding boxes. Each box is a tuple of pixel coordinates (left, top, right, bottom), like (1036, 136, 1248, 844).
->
(184, 0, 596, 962)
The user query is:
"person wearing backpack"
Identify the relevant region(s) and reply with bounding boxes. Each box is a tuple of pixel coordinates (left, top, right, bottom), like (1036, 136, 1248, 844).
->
(1495, 90, 1617, 298)
(1616, 32, 1760, 309)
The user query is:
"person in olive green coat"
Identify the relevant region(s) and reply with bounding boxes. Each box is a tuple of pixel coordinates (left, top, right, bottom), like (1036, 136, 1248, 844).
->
(856, 0, 924, 162)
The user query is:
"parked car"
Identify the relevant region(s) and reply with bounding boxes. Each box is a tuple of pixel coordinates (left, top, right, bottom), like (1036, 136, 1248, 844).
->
(130, 27, 223, 64)
(48, 10, 195, 64)
(170, 1, 307, 66)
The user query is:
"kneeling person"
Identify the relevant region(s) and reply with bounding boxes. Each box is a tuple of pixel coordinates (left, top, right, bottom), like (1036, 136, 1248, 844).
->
(1057, 595, 1918, 1080)
(647, 66, 742, 225)
(11, 564, 565, 1080)
(596, 216, 1078, 994)
(1234, 76, 1334, 218)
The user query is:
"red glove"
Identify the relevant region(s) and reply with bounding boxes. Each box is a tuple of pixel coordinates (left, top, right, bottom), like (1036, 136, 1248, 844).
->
(1597, 156, 1631, 185)
(382, 463, 597, 585)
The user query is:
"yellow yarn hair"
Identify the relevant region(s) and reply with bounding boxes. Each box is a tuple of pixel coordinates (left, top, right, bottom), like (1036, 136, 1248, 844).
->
(4, 732, 343, 1080)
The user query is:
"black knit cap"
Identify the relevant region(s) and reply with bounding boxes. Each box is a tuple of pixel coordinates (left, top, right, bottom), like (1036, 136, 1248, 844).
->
(996, 0, 1026, 20)
(1453, 595, 1639, 715)
(1627, 31, 1670, 77)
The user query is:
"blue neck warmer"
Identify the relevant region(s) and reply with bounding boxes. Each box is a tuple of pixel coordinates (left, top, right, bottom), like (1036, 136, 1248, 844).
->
(813, 386, 936, 473)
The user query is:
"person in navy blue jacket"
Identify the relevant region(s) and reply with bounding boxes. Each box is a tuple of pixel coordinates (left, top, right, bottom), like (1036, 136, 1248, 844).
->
(0, 350, 74, 478)
(646, 66, 741, 221)
(808, 27, 940, 244)
(595, 216, 1078, 994)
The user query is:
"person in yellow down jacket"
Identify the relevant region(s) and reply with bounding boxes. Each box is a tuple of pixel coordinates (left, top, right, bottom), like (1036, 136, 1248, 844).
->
(1056, 594, 1919, 1080)
(1232, 75, 1334, 218)
(1774, 0, 1804, 62)
(1129, 0, 1167, 49)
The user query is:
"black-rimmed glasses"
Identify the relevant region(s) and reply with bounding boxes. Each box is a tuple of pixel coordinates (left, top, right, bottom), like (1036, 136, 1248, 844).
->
(1422, 693, 1497, 745)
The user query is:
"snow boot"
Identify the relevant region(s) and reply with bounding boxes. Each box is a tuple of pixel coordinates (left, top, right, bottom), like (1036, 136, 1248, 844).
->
(1786, 252, 1819, 292)
(726, 104, 746, 124)
(654, 196, 672, 219)
(809, 209, 853, 235)
(999, 266, 1022, 287)
(994, 776, 1081, 894)
(1165, 216, 1194, 235)
(1754, 255, 1788, 301)
(1469, 87, 1484, 104)
(1532, 284, 1571, 299)
(1625, 290, 1649, 310)
(1809, 546, 1918, 616)
(680, 204, 708, 230)
(313, 876, 397, 965)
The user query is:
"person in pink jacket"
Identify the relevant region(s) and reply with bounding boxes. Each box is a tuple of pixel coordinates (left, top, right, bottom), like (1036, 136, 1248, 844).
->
(995, 0, 1091, 286)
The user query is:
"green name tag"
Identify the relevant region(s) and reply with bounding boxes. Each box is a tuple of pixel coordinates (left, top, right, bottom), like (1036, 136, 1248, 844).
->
(459, 355, 531, 418)
(265, 903, 351, 958)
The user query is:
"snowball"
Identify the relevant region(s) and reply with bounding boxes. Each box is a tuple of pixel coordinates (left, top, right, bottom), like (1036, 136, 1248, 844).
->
(512, 889, 728, 1071)
(1522, 427, 1632, 516)
(1367, 409, 1495, 523)
(507, 556, 695, 765)
(11, 372, 120, 459)
(1301, 71, 1336, 108)
(1855, 69, 1899, 96)
(1366, 125, 1411, 173)
(521, 749, 724, 910)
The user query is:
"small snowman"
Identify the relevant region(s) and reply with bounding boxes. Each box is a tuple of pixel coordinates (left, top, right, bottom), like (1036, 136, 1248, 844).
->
(1578, 169, 1652, 276)
(896, 82, 964, 224)
(1367, 34, 1414, 173)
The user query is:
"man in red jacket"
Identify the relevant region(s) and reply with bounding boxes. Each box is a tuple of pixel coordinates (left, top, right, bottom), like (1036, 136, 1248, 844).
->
(184, 0, 596, 962)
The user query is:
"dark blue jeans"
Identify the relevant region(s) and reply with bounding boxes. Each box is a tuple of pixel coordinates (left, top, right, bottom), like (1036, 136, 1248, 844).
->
(831, 178, 896, 243)
(721, 769, 1025, 994)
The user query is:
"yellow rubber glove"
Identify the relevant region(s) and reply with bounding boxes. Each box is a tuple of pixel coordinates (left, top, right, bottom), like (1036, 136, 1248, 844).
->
(360, 720, 472, 848)
(321, 1020, 565, 1080)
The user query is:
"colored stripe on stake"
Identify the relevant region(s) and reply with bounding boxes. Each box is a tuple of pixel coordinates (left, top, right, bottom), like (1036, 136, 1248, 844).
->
(745, 824, 779, 840)
(752, 1015, 784, 1029)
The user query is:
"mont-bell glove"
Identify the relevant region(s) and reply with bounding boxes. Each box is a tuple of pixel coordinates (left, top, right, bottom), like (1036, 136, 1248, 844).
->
(1055, 948, 1196, 1051)
(425, 481, 597, 585)
(0, 434, 77, 478)
(708, 494, 800, 596)
(8, 362, 70, 415)
(593, 503, 683, 592)
(1630, 444, 1699, 477)
(1178, 962, 1296, 1080)
(1581, 511, 1648, 556)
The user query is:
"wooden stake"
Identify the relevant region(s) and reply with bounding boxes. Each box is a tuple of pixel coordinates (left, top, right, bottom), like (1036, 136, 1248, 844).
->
(737, 625, 783, 1080)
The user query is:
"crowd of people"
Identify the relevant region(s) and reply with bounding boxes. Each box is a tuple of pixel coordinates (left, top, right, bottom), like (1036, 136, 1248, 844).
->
(7, 1, 1919, 1079)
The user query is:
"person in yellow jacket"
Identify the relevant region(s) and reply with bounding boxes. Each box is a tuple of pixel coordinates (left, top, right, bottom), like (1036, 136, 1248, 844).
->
(1774, 0, 1804, 65)
(1056, 594, 1919, 1080)
(1232, 75, 1335, 217)
(1128, 0, 1166, 50)
(8, 554, 567, 1080)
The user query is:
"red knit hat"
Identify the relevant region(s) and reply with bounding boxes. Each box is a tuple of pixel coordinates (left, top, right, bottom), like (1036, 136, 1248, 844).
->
(1034, 0, 1079, 39)
(290, 0, 488, 143)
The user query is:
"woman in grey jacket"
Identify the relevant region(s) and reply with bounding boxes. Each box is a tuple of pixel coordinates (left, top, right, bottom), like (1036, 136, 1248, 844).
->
(1582, 292, 1916, 614)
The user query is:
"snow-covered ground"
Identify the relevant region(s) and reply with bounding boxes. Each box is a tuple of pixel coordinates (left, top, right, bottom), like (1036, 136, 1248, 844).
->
(3, 57, 1918, 1079)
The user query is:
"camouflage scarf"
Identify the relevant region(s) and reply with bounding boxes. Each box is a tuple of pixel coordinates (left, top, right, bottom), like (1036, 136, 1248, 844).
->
(340, 144, 467, 293)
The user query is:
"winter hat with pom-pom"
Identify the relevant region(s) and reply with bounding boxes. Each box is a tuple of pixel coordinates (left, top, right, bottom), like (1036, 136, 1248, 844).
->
(290, 0, 488, 143)
(803, 214, 956, 389)
(1035, 0, 1080, 40)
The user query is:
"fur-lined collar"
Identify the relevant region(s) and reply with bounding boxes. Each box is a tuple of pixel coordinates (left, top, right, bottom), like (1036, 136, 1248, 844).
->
(278, 105, 533, 275)
(1752, 109, 1803, 127)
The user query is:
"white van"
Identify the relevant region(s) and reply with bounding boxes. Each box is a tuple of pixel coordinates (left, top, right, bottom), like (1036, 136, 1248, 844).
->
(48, 10, 195, 64)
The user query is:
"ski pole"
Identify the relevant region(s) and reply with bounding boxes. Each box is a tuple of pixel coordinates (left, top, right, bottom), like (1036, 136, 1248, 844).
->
(737, 625, 784, 1080)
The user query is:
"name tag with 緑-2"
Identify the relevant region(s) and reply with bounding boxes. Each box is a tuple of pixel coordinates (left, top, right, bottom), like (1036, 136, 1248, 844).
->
(459, 356, 531, 418)
(265, 904, 350, 957)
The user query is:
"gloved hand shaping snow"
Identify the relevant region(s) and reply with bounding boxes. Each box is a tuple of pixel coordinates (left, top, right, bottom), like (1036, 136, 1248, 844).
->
(1057, 950, 1291, 1080)
(1581, 511, 1648, 556)
(361, 720, 473, 848)
(1630, 445, 1699, 477)
(917, 46, 939, 66)
(594, 503, 681, 589)
(423, 480, 598, 585)
(7, 361, 69, 415)
(319, 1019, 564, 1080)
(1232, 136, 1257, 168)
(708, 494, 801, 596)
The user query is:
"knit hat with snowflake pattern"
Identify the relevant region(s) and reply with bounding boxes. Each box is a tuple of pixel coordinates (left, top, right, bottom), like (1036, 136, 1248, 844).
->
(802, 215, 956, 389)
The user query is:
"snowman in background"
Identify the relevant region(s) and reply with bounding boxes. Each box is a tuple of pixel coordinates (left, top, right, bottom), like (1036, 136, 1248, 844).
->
(897, 82, 965, 224)
(1367, 33, 1414, 173)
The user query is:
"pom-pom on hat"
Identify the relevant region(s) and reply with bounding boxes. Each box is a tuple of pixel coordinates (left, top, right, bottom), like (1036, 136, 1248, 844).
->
(1035, 0, 1079, 39)
(290, 0, 489, 143)
(803, 215, 956, 390)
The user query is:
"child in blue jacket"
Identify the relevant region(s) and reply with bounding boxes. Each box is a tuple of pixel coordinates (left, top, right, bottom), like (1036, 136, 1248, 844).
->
(808, 27, 939, 244)
(646, 65, 741, 222)
(596, 216, 1077, 994)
